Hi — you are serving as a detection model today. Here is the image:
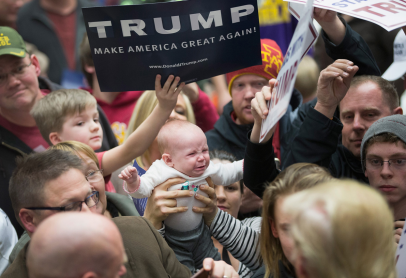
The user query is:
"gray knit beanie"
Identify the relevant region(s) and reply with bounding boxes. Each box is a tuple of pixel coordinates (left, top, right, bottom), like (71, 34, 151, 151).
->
(361, 114, 406, 169)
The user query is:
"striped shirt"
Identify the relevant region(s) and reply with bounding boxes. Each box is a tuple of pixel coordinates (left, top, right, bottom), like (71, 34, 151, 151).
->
(211, 209, 262, 278)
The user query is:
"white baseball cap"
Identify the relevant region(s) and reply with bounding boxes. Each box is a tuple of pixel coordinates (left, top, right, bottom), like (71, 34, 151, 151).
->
(382, 29, 406, 81)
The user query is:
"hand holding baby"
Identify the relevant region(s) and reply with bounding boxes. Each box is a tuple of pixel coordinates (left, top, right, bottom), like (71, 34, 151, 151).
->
(118, 166, 140, 193)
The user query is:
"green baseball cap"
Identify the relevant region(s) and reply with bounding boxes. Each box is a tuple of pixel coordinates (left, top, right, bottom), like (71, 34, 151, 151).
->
(0, 26, 26, 58)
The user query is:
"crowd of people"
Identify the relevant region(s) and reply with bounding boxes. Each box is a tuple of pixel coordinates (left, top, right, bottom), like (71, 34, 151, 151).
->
(0, 0, 406, 277)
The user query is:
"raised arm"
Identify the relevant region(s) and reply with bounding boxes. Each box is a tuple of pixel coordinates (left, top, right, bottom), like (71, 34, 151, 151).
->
(315, 8, 380, 76)
(282, 60, 358, 171)
(242, 81, 280, 197)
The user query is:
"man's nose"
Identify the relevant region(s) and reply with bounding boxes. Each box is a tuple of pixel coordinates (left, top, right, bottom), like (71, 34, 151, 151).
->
(6, 73, 21, 87)
(353, 114, 366, 131)
(81, 202, 92, 213)
(380, 162, 394, 179)
(244, 86, 257, 100)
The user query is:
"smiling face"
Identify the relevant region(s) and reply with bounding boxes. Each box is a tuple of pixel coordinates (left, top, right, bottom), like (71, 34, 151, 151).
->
(365, 141, 406, 212)
(231, 74, 268, 125)
(165, 129, 210, 177)
(0, 54, 42, 113)
(340, 82, 393, 158)
(78, 152, 106, 215)
(212, 158, 242, 218)
(52, 105, 103, 150)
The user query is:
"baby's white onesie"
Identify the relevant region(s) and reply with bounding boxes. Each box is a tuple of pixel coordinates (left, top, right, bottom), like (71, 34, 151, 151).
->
(129, 159, 243, 231)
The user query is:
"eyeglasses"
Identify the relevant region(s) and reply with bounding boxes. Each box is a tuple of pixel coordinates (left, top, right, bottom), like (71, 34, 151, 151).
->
(365, 158, 406, 170)
(25, 191, 99, 212)
(0, 61, 32, 87)
(85, 169, 104, 183)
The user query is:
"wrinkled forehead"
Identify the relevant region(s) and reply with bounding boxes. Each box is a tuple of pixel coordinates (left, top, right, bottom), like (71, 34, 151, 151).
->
(340, 83, 386, 112)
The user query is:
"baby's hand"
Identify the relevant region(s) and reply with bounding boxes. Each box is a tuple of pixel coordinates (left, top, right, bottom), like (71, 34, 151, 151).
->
(118, 166, 140, 192)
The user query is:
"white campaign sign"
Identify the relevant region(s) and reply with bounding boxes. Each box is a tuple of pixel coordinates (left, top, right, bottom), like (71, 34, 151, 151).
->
(259, 0, 316, 142)
(396, 222, 406, 278)
(285, 0, 406, 31)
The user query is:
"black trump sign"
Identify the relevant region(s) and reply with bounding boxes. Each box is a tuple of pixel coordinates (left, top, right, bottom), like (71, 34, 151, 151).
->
(82, 0, 261, 91)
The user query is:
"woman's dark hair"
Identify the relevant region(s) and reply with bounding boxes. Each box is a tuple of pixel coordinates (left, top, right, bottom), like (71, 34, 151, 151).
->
(209, 150, 243, 194)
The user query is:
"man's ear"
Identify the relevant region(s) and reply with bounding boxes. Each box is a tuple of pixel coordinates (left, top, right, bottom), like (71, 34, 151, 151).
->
(49, 132, 62, 145)
(393, 107, 403, 115)
(19, 209, 39, 235)
(82, 271, 97, 278)
(270, 217, 279, 238)
(162, 153, 174, 167)
(30, 54, 41, 77)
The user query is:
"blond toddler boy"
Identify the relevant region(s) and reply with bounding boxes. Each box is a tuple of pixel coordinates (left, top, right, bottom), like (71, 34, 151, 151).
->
(31, 75, 184, 193)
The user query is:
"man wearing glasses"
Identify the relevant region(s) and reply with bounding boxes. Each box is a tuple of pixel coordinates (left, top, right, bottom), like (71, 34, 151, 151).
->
(2, 149, 237, 278)
(361, 114, 406, 245)
(0, 26, 117, 237)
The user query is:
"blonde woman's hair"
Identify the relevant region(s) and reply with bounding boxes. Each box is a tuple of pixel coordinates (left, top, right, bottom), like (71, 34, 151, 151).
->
(125, 90, 196, 168)
(261, 163, 333, 278)
(294, 55, 319, 100)
(31, 89, 97, 145)
(50, 141, 99, 169)
(284, 180, 396, 278)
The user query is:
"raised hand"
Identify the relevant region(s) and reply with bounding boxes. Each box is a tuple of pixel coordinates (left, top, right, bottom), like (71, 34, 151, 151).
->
(181, 82, 199, 103)
(313, 8, 337, 24)
(315, 59, 359, 119)
(155, 74, 185, 111)
(250, 79, 278, 143)
(313, 8, 346, 45)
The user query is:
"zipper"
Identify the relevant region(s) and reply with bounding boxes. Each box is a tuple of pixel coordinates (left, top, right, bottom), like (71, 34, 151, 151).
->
(1, 142, 26, 156)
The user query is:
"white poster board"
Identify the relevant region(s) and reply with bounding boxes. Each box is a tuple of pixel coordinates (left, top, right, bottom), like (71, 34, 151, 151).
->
(285, 0, 406, 31)
(396, 222, 406, 278)
(259, 0, 316, 142)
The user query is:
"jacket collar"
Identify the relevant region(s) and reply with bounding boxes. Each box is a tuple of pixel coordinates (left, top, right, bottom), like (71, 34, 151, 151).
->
(213, 101, 253, 148)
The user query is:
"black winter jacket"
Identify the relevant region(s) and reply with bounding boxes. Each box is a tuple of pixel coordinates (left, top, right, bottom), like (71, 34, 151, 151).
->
(280, 19, 380, 182)
(282, 108, 368, 183)
(243, 133, 279, 198)
(206, 90, 302, 160)
(0, 77, 117, 236)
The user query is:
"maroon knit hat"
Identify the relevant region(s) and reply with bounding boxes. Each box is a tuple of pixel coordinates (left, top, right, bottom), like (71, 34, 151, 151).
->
(226, 39, 284, 95)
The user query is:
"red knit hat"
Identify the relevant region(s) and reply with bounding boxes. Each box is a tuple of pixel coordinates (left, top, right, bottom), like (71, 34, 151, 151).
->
(226, 39, 284, 95)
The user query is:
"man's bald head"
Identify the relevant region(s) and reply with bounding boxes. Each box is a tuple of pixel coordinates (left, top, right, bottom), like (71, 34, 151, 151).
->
(27, 213, 126, 278)
(157, 120, 205, 154)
